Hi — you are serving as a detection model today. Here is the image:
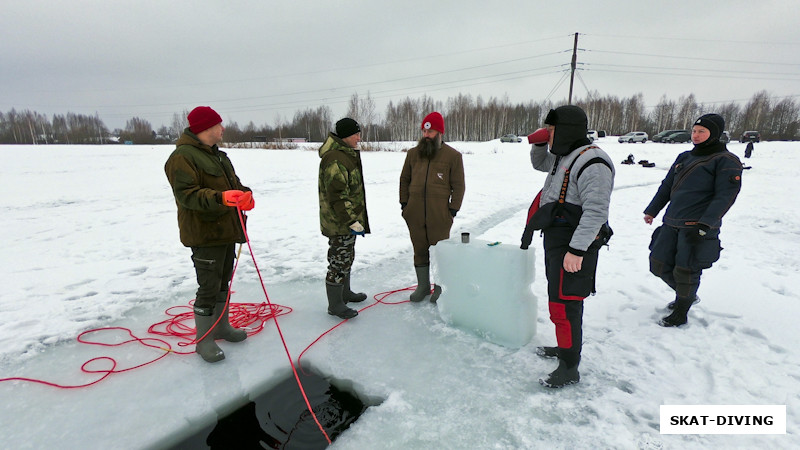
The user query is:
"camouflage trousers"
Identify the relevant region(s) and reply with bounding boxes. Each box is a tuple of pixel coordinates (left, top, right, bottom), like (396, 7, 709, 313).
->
(326, 234, 356, 284)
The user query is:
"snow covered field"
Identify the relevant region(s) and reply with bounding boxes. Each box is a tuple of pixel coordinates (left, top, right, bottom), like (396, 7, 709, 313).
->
(1, 137, 798, 448)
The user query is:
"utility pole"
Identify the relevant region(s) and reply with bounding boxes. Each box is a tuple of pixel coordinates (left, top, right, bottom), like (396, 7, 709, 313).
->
(568, 32, 578, 105)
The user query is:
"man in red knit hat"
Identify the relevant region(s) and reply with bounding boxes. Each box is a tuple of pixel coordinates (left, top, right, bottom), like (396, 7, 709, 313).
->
(399, 112, 466, 302)
(165, 106, 255, 363)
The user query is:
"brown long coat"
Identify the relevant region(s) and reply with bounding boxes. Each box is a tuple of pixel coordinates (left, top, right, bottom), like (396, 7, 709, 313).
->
(399, 142, 465, 255)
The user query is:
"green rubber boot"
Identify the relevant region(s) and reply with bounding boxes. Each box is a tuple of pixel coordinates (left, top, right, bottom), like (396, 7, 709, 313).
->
(410, 265, 431, 302)
(343, 272, 367, 303)
(326, 282, 358, 319)
(194, 309, 224, 363)
(213, 295, 247, 342)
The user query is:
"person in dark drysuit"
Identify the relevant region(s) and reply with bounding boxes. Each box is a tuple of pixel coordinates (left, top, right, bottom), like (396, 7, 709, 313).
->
(644, 113, 742, 327)
(522, 105, 615, 388)
(318, 118, 370, 319)
(399, 112, 466, 302)
(744, 141, 754, 158)
(165, 106, 254, 363)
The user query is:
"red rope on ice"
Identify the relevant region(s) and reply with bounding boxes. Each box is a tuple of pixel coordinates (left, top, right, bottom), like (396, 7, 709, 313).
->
(0, 301, 289, 389)
(297, 286, 415, 374)
(0, 328, 174, 389)
(232, 207, 336, 444)
(147, 299, 291, 346)
(0, 210, 290, 390)
(0, 204, 430, 445)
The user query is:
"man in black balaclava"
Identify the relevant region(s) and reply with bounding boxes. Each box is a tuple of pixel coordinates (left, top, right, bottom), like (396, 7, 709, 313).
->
(644, 113, 743, 327)
(524, 105, 615, 388)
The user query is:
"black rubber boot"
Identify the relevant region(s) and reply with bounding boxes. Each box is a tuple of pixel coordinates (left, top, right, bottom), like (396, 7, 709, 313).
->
(326, 282, 358, 319)
(539, 359, 580, 388)
(535, 346, 559, 358)
(659, 296, 694, 327)
(430, 284, 442, 303)
(213, 295, 247, 342)
(342, 272, 367, 303)
(410, 265, 431, 302)
(667, 295, 700, 310)
(194, 308, 225, 363)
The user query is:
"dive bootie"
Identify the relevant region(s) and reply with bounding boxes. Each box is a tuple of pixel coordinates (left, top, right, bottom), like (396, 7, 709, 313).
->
(213, 295, 247, 342)
(326, 282, 358, 319)
(667, 295, 700, 310)
(410, 265, 431, 302)
(535, 346, 560, 358)
(342, 272, 367, 303)
(194, 309, 225, 363)
(659, 296, 694, 327)
(539, 359, 580, 388)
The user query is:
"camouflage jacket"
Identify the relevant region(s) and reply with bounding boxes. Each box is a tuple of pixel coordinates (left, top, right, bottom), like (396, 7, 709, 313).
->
(318, 133, 370, 237)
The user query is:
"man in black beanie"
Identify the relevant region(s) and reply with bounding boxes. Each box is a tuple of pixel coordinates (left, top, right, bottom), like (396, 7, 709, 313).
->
(523, 105, 615, 388)
(644, 113, 743, 327)
(318, 118, 370, 319)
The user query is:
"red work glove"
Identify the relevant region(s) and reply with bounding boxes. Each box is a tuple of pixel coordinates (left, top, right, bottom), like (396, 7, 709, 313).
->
(528, 128, 550, 145)
(240, 192, 255, 211)
(222, 190, 252, 209)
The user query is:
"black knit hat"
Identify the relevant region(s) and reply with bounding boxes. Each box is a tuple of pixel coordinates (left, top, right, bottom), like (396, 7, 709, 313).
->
(335, 118, 361, 139)
(545, 105, 589, 156)
(694, 113, 725, 141)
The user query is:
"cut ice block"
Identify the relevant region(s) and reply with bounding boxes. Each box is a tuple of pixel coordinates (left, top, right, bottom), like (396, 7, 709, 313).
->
(431, 237, 537, 348)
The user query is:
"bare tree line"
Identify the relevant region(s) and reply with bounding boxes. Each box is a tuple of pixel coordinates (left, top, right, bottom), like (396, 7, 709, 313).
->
(1, 90, 797, 145)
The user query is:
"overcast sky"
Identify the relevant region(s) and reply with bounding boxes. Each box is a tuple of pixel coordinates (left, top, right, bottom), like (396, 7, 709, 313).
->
(2, 0, 799, 131)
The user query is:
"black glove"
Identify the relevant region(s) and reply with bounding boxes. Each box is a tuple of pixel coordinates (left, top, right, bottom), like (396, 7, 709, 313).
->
(449, 208, 458, 217)
(400, 202, 407, 210)
(686, 223, 709, 245)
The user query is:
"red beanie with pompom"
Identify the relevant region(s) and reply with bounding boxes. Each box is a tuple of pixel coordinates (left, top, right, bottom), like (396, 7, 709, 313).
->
(421, 112, 445, 134)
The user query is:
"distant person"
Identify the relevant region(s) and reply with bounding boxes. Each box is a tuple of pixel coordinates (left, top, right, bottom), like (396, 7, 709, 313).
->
(745, 141, 754, 158)
(165, 106, 254, 363)
(521, 105, 615, 388)
(644, 113, 743, 327)
(399, 112, 465, 302)
(318, 118, 370, 319)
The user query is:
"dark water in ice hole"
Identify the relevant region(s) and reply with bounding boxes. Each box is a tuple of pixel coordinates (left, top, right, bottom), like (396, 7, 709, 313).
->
(169, 369, 378, 449)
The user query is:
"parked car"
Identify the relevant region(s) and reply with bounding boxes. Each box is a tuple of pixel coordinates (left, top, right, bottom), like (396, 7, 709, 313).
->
(663, 130, 691, 143)
(740, 131, 761, 143)
(720, 131, 731, 143)
(587, 130, 599, 141)
(652, 129, 686, 143)
(499, 134, 522, 143)
(618, 131, 648, 143)
(597, 130, 607, 138)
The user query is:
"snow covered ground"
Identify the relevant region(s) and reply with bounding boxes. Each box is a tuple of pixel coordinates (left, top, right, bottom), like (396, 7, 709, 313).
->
(1, 137, 798, 448)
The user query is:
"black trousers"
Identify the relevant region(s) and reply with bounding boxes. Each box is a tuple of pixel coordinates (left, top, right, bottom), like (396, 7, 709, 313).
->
(648, 225, 721, 300)
(191, 243, 236, 312)
(543, 226, 599, 366)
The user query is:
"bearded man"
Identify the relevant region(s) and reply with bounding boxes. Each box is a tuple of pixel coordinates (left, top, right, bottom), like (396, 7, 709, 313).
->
(399, 112, 466, 302)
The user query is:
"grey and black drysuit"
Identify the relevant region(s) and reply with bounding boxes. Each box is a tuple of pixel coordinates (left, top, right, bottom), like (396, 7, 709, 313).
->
(521, 105, 615, 369)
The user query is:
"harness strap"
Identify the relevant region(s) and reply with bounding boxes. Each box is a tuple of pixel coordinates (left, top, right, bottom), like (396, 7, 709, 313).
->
(557, 146, 611, 204)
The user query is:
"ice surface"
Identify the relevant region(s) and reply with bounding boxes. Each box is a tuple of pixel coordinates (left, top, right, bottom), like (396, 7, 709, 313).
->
(432, 237, 537, 348)
(1, 140, 799, 449)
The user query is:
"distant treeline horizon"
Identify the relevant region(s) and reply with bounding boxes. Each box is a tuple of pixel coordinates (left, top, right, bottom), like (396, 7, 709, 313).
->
(1, 90, 797, 145)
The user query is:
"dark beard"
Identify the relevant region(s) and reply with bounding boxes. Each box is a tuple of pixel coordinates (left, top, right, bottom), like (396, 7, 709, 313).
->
(417, 135, 441, 160)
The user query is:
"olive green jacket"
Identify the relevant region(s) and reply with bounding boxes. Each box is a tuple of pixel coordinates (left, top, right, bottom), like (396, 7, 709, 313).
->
(165, 129, 249, 247)
(318, 133, 370, 237)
